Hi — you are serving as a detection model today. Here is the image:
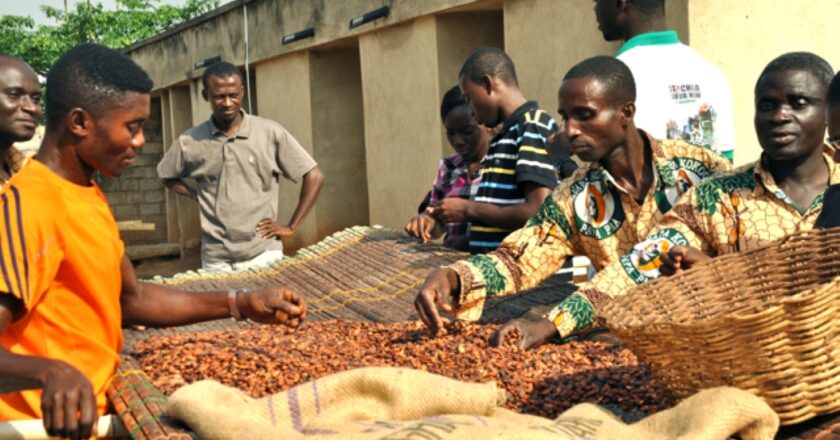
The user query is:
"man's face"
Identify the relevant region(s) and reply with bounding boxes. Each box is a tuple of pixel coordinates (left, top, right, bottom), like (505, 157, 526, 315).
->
(594, 0, 623, 42)
(0, 59, 42, 145)
(460, 78, 500, 128)
(754, 69, 826, 161)
(204, 74, 243, 124)
(79, 92, 150, 179)
(444, 104, 484, 161)
(558, 76, 628, 162)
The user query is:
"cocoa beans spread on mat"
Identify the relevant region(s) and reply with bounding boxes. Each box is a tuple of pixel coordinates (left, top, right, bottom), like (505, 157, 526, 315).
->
(131, 320, 672, 419)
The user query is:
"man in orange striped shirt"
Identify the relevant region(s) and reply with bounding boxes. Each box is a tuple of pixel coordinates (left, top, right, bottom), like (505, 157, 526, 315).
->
(0, 44, 307, 440)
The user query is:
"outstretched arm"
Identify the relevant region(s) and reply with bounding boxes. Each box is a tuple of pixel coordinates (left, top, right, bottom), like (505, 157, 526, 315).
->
(415, 194, 578, 333)
(120, 256, 307, 327)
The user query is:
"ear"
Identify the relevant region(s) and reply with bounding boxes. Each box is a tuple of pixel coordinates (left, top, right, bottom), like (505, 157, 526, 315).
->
(480, 75, 494, 95)
(201, 88, 209, 102)
(66, 108, 93, 138)
(620, 101, 636, 126)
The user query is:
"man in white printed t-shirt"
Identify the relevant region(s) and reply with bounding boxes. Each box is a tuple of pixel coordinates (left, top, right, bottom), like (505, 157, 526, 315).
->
(594, 0, 737, 161)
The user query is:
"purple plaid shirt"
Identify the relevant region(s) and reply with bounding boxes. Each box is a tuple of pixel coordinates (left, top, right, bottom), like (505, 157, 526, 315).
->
(428, 153, 483, 244)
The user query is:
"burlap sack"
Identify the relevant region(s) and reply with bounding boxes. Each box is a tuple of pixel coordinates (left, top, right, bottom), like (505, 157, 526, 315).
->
(167, 366, 779, 440)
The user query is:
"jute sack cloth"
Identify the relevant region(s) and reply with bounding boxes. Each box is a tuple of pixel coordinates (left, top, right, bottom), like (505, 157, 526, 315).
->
(167, 367, 779, 440)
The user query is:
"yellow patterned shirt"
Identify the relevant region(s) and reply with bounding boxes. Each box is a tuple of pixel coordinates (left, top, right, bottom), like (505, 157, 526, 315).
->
(0, 147, 26, 189)
(447, 130, 731, 321)
(545, 146, 840, 338)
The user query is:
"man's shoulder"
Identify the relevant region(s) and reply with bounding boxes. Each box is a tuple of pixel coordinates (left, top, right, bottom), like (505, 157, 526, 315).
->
(246, 114, 288, 135)
(519, 107, 558, 131)
(692, 163, 757, 197)
(1, 164, 68, 224)
(655, 138, 731, 170)
(177, 120, 214, 143)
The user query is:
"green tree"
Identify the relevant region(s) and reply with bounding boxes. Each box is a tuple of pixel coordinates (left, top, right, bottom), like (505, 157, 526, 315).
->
(0, 0, 220, 75)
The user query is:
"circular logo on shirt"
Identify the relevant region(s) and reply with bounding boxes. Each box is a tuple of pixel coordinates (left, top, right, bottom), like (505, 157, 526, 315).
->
(620, 228, 690, 283)
(571, 174, 625, 239)
(658, 158, 714, 211)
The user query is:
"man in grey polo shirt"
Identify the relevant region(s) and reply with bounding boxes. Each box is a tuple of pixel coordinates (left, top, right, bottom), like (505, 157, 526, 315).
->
(158, 61, 324, 272)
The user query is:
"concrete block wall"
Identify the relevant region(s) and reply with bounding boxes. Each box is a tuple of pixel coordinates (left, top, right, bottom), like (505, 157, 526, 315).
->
(98, 97, 169, 245)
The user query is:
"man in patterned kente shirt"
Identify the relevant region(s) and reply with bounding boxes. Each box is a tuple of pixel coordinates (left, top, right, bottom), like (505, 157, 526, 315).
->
(413, 56, 730, 341)
(496, 51, 838, 349)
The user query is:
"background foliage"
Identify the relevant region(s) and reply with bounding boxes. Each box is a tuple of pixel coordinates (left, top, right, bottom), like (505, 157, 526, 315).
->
(0, 0, 220, 75)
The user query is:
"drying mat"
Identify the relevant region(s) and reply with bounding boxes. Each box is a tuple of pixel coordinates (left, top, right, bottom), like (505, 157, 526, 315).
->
(117, 225, 840, 438)
(107, 356, 193, 439)
(125, 226, 577, 349)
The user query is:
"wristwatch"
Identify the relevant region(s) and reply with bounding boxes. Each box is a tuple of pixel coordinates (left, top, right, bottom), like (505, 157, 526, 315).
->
(228, 288, 248, 321)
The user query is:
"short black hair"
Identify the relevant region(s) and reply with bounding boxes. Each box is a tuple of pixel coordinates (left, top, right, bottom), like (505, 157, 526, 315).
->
(202, 61, 241, 90)
(459, 47, 518, 86)
(756, 52, 834, 96)
(440, 85, 468, 121)
(631, 0, 665, 17)
(562, 56, 636, 105)
(45, 43, 153, 129)
(827, 72, 840, 106)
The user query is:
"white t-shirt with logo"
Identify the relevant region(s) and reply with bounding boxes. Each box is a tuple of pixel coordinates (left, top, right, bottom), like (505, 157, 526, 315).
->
(618, 31, 736, 160)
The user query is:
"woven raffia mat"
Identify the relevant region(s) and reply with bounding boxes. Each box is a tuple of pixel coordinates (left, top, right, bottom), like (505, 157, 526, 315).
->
(116, 226, 577, 439)
(125, 226, 577, 349)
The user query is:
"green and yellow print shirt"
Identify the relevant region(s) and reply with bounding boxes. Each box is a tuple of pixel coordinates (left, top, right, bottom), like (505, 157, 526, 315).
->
(546, 146, 840, 338)
(447, 130, 731, 321)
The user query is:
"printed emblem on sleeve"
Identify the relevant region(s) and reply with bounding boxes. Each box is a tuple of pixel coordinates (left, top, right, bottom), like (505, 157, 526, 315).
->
(620, 228, 689, 283)
(655, 157, 714, 213)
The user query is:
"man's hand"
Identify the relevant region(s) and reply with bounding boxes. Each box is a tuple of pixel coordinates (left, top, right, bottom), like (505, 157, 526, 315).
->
(414, 269, 459, 335)
(238, 287, 307, 326)
(431, 198, 472, 224)
(405, 214, 437, 243)
(40, 361, 98, 440)
(490, 317, 556, 350)
(256, 219, 295, 240)
(161, 178, 198, 201)
(659, 245, 710, 276)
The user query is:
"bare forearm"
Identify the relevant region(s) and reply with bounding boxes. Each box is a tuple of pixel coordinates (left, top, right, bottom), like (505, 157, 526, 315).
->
(0, 348, 53, 393)
(287, 167, 324, 230)
(162, 178, 197, 200)
(121, 282, 230, 327)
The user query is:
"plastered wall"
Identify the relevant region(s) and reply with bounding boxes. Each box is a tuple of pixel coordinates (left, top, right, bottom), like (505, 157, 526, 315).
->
(359, 17, 443, 230)
(687, 0, 840, 165)
(254, 52, 318, 253)
(310, 48, 370, 239)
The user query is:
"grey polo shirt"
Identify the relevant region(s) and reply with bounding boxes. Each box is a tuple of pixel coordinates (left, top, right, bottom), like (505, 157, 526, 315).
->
(157, 112, 317, 264)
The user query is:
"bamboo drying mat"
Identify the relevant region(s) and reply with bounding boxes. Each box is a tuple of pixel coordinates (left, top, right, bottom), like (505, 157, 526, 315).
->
(114, 226, 577, 439)
(123, 225, 577, 349)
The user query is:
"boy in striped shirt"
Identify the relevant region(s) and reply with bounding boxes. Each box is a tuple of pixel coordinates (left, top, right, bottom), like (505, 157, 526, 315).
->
(432, 47, 558, 254)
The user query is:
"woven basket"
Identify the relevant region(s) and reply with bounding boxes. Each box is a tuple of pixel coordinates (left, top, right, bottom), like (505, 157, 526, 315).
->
(600, 227, 840, 425)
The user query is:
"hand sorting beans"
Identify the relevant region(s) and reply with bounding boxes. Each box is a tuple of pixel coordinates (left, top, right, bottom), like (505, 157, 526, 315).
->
(131, 320, 673, 420)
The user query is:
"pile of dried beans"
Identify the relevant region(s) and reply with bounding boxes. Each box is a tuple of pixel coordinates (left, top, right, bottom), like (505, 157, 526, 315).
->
(131, 320, 673, 420)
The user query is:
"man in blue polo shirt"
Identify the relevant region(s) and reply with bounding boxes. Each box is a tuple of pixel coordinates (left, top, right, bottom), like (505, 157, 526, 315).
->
(594, 0, 736, 161)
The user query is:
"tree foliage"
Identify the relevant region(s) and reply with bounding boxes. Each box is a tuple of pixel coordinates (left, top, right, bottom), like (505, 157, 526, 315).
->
(0, 0, 220, 75)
